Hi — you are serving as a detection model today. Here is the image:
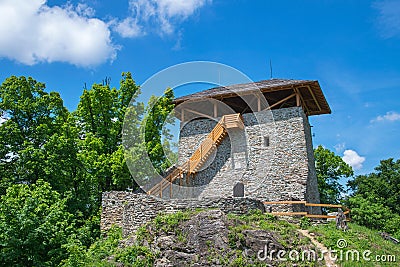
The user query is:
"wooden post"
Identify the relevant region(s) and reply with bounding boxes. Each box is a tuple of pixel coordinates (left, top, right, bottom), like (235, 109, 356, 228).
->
(213, 102, 217, 118)
(181, 109, 185, 122)
(257, 95, 261, 112)
(296, 93, 300, 107)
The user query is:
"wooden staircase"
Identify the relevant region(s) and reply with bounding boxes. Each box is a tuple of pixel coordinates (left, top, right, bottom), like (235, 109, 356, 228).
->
(147, 113, 244, 197)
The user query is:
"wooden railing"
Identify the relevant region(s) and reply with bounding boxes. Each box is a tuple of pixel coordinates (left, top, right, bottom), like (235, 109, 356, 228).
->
(147, 113, 243, 197)
(263, 201, 351, 220)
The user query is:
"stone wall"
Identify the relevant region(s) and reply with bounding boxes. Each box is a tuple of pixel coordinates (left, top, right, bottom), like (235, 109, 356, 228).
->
(101, 191, 266, 236)
(175, 107, 321, 208)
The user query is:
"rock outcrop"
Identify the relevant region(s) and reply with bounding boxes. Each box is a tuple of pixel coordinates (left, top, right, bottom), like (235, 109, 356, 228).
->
(123, 209, 323, 267)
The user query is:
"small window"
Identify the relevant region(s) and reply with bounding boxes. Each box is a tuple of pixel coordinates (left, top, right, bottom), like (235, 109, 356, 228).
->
(263, 136, 270, 147)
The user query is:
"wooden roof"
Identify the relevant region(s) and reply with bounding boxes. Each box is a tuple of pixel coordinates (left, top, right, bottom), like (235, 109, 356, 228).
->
(174, 79, 331, 116)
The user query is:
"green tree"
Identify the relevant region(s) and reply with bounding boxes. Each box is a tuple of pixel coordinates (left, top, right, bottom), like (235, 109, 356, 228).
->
(348, 158, 400, 214)
(0, 180, 74, 266)
(347, 195, 400, 237)
(143, 87, 176, 173)
(346, 158, 400, 237)
(314, 145, 353, 204)
(0, 75, 93, 218)
(0, 76, 69, 193)
(0, 73, 178, 266)
(74, 72, 143, 213)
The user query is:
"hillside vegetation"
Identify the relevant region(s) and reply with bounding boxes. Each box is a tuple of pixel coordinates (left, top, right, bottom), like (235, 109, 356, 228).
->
(62, 209, 399, 267)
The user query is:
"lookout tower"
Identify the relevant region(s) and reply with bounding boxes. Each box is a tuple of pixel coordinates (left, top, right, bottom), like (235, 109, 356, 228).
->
(147, 79, 330, 204)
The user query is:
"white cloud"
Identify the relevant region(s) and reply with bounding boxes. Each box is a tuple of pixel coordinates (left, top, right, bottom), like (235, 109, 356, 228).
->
(334, 142, 346, 154)
(114, 0, 211, 37)
(343, 150, 366, 170)
(75, 3, 96, 17)
(0, 0, 117, 67)
(114, 17, 144, 38)
(373, 0, 400, 38)
(370, 111, 400, 123)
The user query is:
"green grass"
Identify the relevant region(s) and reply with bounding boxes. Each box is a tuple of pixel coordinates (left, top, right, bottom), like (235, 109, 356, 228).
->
(227, 209, 322, 266)
(152, 210, 192, 233)
(309, 222, 399, 266)
(136, 210, 193, 245)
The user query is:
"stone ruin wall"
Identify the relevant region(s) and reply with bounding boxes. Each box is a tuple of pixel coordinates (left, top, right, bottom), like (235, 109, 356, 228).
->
(101, 191, 266, 236)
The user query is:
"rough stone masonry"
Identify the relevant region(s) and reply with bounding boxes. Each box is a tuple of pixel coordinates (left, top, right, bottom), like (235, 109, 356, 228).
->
(101, 191, 265, 235)
(176, 106, 320, 205)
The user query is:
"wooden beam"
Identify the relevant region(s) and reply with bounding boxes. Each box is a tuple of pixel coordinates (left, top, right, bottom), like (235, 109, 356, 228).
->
(296, 92, 301, 106)
(181, 108, 214, 120)
(306, 85, 322, 111)
(181, 109, 185, 121)
(264, 93, 296, 110)
(264, 201, 306, 205)
(305, 203, 343, 208)
(271, 212, 308, 216)
(305, 214, 336, 219)
(293, 87, 309, 115)
(213, 102, 217, 117)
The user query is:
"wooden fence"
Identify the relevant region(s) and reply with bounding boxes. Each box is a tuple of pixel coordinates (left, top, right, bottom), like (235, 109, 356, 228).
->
(263, 201, 350, 220)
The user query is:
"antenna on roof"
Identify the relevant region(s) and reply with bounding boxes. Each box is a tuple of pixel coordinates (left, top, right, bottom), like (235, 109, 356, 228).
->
(269, 59, 273, 79)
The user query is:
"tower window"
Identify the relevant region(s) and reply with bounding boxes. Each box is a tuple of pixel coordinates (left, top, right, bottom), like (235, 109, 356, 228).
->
(263, 136, 270, 147)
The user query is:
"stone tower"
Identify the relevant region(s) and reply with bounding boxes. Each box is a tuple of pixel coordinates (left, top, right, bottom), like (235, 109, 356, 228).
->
(148, 79, 330, 205)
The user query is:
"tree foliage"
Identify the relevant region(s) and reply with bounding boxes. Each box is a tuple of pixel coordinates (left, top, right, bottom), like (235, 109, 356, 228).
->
(347, 195, 400, 238)
(144, 87, 175, 173)
(346, 158, 400, 237)
(0, 73, 177, 265)
(0, 180, 74, 266)
(314, 145, 353, 204)
(72, 73, 144, 215)
(348, 158, 400, 214)
(75, 72, 142, 190)
(61, 227, 156, 267)
(0, 76, 68, 193)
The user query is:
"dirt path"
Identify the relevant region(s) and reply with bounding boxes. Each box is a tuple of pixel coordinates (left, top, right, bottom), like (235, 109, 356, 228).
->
(298, 229, 338, 267)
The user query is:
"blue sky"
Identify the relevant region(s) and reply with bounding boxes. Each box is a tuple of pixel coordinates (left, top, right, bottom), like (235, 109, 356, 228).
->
(0, 0, 399, 175)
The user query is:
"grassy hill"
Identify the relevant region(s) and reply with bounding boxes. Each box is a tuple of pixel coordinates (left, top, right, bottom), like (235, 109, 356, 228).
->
(61, 209, 399, 266)
(309, 222, 399, 267)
